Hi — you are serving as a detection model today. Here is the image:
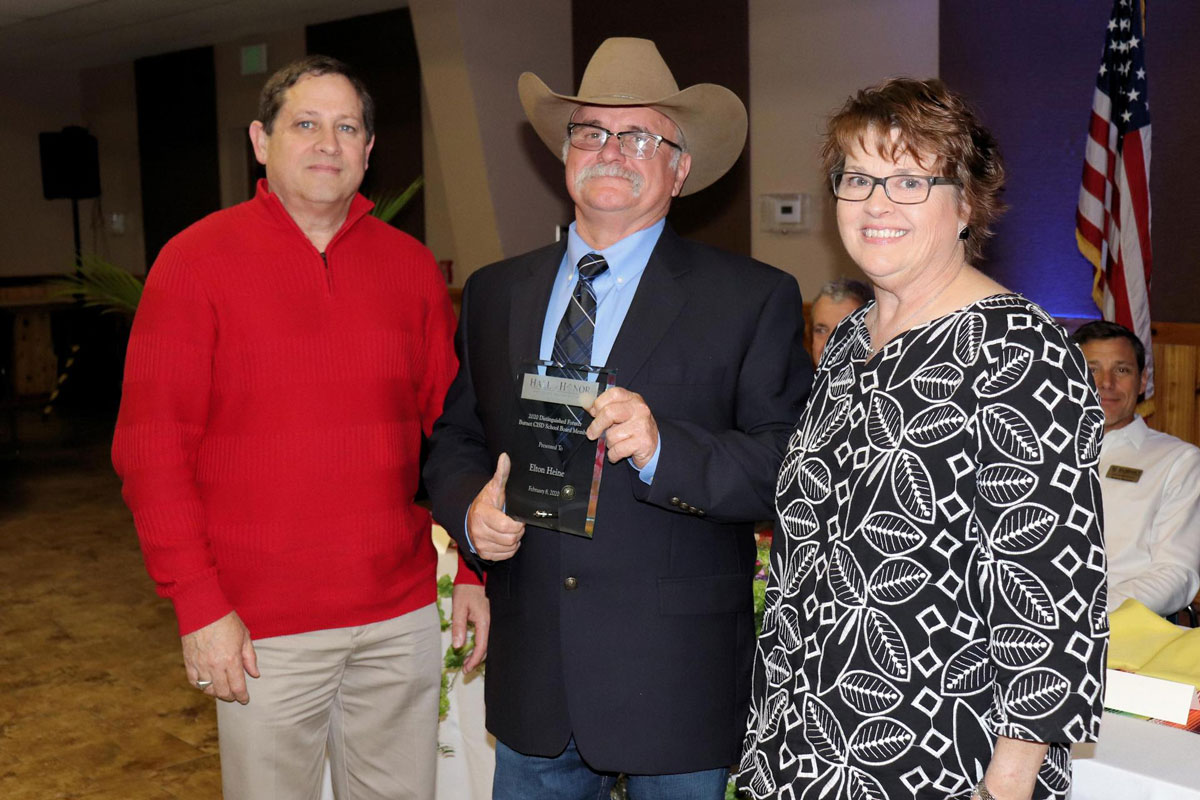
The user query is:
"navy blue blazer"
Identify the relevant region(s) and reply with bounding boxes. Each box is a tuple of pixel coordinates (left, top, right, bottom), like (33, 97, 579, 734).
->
(424, 225, 813, 774)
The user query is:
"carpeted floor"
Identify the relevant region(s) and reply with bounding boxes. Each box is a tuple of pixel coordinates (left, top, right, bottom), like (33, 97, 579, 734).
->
(0, 435, 221, 799)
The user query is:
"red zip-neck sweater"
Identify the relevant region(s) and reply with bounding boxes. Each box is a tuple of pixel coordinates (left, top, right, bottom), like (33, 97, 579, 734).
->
(113, 181, 477, 639)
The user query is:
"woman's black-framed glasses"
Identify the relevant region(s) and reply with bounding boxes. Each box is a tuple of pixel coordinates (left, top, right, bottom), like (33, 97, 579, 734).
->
(831, 171, 962, 204)
(567, 122, 683, 160)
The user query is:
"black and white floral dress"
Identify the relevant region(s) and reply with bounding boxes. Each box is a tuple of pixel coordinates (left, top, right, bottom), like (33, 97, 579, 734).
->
(738, 295, 1108, 800)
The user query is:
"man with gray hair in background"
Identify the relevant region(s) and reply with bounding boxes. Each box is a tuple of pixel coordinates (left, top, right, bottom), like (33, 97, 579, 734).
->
(809, 277, 873, 364)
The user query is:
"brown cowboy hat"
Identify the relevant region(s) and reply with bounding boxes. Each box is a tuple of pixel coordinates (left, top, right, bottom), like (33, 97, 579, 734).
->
(518, 37, 747, 196)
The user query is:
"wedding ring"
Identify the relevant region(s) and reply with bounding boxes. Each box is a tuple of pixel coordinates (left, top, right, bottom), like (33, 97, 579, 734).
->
(195, 679, 213, 689)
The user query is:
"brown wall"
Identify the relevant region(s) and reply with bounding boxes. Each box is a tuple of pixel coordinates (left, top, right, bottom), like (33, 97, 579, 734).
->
(308, 10, 427, 244)
(411, 0, 573, 284)
(0, 67, 86, 277)
(0, 30, 308, 280)
(214, 31, 306, 209)
(80, 62, 145, 275)
(458, 0, 574, 259)
(1149, 323, 1200, 447)
(1145, 3, 1200, 324)
(410, 0, 505, 281)
(749, 0, 939, 299)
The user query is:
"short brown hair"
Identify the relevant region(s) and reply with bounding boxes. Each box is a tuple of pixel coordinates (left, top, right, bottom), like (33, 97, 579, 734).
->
(1072, 320, 1146, 374)
(257, 55, 375, 140)
(820, 77, 1005, 265)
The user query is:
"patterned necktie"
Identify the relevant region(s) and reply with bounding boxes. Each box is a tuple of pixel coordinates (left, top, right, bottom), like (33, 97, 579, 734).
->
(550, 253, 609, 378)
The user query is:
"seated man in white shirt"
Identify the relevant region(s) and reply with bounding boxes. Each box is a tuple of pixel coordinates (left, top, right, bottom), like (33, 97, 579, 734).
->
(1073, 320, 1200, 615)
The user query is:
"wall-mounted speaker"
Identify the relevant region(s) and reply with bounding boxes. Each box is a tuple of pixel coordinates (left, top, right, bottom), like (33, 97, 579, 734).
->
(39, 126, 100, 200)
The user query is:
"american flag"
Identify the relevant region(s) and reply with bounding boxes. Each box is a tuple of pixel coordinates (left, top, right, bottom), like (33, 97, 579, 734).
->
(1076, 0, 1154, 397)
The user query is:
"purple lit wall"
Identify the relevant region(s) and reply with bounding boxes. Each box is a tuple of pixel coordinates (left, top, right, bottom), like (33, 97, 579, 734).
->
(940, 1, 1200, 323)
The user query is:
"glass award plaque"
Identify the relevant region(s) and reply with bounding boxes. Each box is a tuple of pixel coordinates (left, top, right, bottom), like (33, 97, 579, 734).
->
(507, 361, 616, 537)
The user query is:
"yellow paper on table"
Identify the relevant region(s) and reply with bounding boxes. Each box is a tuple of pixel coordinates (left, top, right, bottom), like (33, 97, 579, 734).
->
(1107, 598, 1186, 671)
(1139, 627, 1200, 690)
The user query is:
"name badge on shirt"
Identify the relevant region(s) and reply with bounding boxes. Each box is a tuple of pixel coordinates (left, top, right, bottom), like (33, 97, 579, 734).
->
(1106, 465, 1143, 483)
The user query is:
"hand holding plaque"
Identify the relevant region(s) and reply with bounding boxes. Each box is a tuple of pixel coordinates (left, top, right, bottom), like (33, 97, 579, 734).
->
(466, 453, 525, 561)
(585, 386, 660, 469)
(507, 361, 616, 537)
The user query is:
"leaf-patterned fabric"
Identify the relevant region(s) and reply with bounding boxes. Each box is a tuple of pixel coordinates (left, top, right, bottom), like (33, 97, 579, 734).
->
(739, 295, 1108, 800)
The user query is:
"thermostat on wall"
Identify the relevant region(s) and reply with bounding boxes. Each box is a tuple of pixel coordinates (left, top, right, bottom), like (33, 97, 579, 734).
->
(760, 193, 810, 234)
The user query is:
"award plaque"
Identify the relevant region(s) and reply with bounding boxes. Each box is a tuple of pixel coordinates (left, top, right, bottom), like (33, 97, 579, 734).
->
(507, 361, 616, 537)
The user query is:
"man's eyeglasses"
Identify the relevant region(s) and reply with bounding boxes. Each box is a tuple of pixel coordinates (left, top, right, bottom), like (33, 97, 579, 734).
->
(830, 171, 962, 204)
(567, 122, 683, 160)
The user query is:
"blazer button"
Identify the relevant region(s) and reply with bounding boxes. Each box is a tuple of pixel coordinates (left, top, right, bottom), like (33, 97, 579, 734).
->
(680, 501, 692, 512)
(695, 509, 705, 517)
(563, 576, 578, 590)
(670, 497, 681, 506)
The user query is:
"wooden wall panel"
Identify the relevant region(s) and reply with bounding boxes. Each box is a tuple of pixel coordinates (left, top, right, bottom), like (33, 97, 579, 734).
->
(1148, 340, 1200, 446)
(1149, 322, 1200, 346)
(11, 309, 56, 396)
(1146, 322, 1200, 445)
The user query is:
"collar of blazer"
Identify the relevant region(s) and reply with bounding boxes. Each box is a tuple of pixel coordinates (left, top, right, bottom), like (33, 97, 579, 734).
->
(506, 224, 689, 389)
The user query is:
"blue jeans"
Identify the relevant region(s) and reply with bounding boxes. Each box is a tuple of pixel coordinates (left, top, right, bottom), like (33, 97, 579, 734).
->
(493, 737, 729, 800)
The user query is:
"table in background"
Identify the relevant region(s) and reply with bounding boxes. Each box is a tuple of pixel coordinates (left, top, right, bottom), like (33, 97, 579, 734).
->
(1071, 711, 1200, 799)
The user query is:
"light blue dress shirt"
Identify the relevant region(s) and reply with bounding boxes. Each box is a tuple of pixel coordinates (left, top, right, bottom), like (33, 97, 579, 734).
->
(540, 220, 664, 483)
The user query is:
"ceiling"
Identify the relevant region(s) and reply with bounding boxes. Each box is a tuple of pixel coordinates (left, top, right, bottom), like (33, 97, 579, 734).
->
(0, 0, 407, 70)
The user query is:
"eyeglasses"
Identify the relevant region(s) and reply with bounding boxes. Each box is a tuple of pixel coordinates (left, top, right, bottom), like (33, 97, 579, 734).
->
(567, 122, 683, 160)
(830, 171, 962, 204)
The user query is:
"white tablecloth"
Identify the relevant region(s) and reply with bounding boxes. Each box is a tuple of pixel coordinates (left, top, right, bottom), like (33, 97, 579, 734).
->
(431, 540, 495, 799)
(1070, 712, 1200, 799)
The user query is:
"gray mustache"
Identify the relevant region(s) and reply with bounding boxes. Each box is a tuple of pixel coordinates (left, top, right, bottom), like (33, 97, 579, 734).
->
(575, 163, 644, 197)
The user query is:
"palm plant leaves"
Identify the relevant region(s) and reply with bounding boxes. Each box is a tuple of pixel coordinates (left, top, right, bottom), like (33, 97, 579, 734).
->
(48, 254, 143, 316)
(369, 176, 424, 224)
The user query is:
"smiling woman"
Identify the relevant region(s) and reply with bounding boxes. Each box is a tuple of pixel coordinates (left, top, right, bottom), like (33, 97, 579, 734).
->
(738, 78, 1109, 800)
(832, 142, 967, 305)
(815, 78, 1009, 353)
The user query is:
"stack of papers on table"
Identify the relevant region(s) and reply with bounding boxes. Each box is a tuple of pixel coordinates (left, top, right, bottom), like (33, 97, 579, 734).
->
(1105, 599, 1200, 730)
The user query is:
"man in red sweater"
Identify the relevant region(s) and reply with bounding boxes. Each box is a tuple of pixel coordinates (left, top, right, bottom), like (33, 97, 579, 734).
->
(112, 56, 478, 799)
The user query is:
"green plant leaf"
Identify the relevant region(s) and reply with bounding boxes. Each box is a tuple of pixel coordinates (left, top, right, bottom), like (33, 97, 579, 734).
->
(368, 176, 424, 224)
(49, 254, 143, 316)
(444, 641, 470, 671)
(439, 669, 450, 720)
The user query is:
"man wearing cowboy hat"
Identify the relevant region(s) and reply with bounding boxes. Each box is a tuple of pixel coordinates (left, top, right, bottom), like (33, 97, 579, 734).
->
(425, 38, 811, 798)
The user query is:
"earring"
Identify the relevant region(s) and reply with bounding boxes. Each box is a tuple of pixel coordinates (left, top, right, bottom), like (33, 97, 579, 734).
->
(957, 226, 970, 241)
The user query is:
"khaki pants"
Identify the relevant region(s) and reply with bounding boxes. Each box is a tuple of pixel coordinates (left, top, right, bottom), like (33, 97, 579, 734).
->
(216, 604, 441, 800)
